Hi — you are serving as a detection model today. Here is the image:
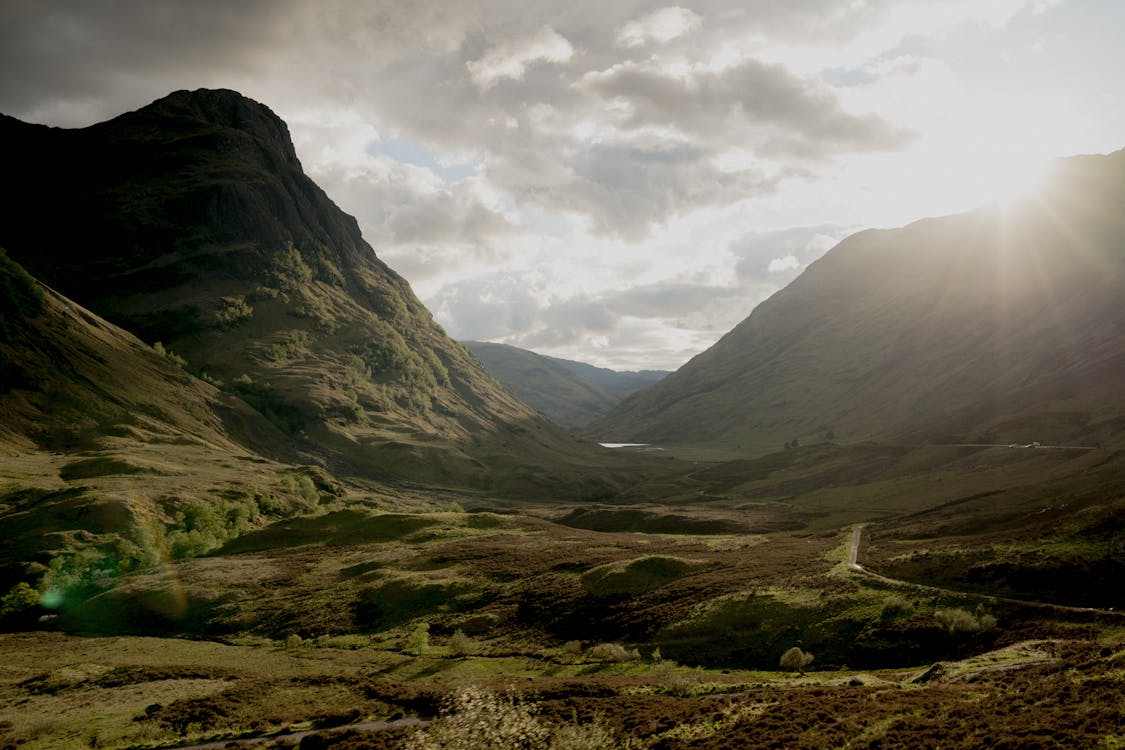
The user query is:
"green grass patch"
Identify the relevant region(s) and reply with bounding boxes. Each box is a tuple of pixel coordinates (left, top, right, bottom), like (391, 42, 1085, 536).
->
(59, 457, 155, 481)
(218, 510, 440, 554)
(581, 555, 711, 597)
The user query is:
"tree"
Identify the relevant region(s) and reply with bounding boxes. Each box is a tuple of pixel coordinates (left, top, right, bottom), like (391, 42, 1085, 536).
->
(780, 646, 814, 675)
(0, 582, 40, 625)
(405, 621, 430, 655)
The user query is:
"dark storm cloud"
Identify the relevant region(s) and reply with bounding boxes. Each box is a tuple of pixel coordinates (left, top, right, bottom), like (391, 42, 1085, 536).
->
(0, 0, 299, 124)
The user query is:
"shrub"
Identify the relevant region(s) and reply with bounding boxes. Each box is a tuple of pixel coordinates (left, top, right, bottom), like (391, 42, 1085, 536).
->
(152, 341, 186, 368)
(445, 629, 477, 656)
(447, 629, 477, 657)
(407, 688, 617, 750)
(272, 246, 314, 290)
(780, 646, 814, 674)
(0, 582, 41, 621)
(549, 716, 617, 750)
(934, 608, 997, 634)
(165, 497, 257, 558)
(405, 622, 430, 655)
(881, 595, 915, 620)
(588, 642, 640, 663)
(212, 295, 253, 328)
(281, 473, 320, 506)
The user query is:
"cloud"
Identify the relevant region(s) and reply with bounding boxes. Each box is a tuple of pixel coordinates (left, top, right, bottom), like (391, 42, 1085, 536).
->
(467, 26, 574, 91)
(582, 57, 913, 157)
(617, 6, 702, 48)
(485, 136, 793, 239)
(288, 109, 516, 286)
(0, 0, 1103, 370)
(731, 224, 852, 286)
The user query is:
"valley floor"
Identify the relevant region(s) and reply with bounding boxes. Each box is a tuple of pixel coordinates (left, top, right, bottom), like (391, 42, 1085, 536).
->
(0, 630, 1122, 749)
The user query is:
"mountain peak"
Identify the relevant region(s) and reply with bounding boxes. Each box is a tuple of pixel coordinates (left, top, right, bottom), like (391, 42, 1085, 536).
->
(108, 88, 299, 166)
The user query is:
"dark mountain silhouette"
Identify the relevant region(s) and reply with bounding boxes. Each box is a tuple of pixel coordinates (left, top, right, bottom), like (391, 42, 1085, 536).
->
(464, 341, 667, 429)
(0, 89, 626, 496)
(593, 149, 1125, 452)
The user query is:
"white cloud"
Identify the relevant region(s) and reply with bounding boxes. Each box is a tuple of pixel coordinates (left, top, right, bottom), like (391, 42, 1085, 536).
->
(466, 26, 574, 91)
(617, 6, 702, 48)
(767, 255, 800, 273)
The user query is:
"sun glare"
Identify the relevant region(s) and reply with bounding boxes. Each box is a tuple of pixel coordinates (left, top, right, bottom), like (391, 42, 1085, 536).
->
(981, 152, 1052, 207)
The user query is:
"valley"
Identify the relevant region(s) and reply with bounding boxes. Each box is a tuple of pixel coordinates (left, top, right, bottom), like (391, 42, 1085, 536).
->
(1, 89, 1123, 748)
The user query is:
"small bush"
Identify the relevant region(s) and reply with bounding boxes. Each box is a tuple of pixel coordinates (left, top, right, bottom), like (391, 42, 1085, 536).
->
(934, 608, 997, 634)
(447, 629, 478, 657)
(407, 688, 617, 750)
(588, 642, 640, 663)
(281, 473, 320, 506)
(0, 582, 41, 622)
(405, 622, 430, 655)
(212, 295, 253, 328)
(152, 341, 186, 368)
(780, 646, 814, 674)
(881, 595, 915, 620)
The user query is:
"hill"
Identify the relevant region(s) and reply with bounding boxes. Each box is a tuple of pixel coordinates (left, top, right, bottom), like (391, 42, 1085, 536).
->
(0, 247, 334, 598)
(0, 89, 635, 497)
(544, 356, 667, 400)
(592, 149, 1125, 452)
(463, 341, 667, 429)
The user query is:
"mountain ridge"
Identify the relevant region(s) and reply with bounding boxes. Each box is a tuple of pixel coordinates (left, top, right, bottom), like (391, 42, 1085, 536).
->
(0, 89, 635, 497)
(592, 149, 1125, 452)
(463, 341, 666, 429)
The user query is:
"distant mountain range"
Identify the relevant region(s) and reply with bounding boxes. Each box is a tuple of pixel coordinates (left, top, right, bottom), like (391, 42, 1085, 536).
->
(594, 149, 1125, 452)
(463, 341, 667, 429)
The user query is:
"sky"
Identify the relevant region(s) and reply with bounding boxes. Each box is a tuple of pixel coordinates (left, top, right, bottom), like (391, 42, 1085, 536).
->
(2, 0, 1123, 371)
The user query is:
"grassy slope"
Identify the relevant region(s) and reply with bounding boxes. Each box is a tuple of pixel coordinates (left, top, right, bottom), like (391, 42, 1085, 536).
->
(0, 250, 345, 599)
(592, 150, 1125, 453)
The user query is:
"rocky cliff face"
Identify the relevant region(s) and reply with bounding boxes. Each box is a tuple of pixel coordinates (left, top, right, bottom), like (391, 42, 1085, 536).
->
(0, 89, 622, 496)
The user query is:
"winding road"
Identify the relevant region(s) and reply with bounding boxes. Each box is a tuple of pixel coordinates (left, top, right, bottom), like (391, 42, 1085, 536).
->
(847, 524, 1122, 617)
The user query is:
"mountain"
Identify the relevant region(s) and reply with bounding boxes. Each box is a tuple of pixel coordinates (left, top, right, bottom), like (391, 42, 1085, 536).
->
(0, 247, 336, 596)
(545, 356, 668, 400)
(463, 342, 668, 429)
(593, 149, 1125, 452)
(0, 89, 628, 497)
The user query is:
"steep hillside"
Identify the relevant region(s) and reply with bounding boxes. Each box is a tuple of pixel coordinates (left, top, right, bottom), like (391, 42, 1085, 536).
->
(594, 149, 1125, 451)
(0, 248, 335, 599)
(0, 89, 628, 496)
(464, 341, 633, 429)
